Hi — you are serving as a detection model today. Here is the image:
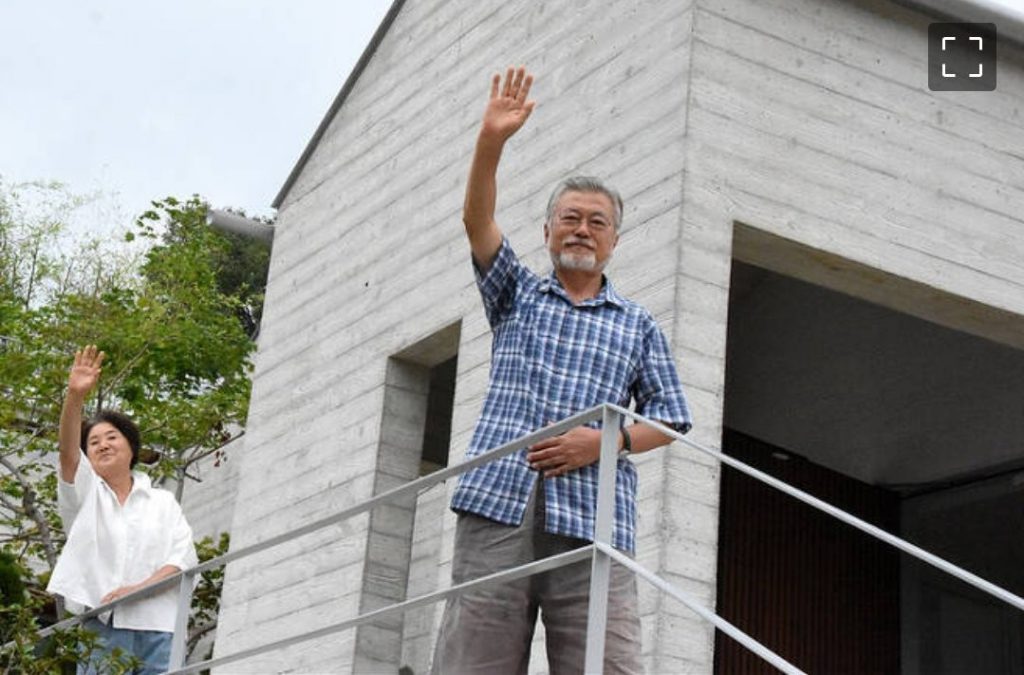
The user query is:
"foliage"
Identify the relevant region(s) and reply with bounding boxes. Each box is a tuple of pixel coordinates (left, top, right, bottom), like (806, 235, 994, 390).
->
(0, 554, 24, 608)
(188, 533, 230, 661)
(134, 198, 271, 339)
(0, 590, 140, 674)
(110, 195, 262, 482)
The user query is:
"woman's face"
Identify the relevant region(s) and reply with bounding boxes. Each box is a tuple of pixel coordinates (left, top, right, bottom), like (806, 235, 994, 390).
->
(86, 422, 133, 479)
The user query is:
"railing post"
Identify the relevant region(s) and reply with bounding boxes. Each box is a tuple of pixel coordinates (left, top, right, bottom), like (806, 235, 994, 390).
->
(168, 570, 194, 671)
(584, 405, 621, 674)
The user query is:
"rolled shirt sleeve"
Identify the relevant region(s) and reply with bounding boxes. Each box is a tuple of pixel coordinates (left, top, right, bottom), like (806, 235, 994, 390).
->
(56, 451, 96, 530)
(474, 237, 526, 329)
(163, 499, 199, 572)
(632, 318, 692, 434)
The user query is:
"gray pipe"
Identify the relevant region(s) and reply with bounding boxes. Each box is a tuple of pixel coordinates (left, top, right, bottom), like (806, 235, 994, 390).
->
(206, 209, 275, 244)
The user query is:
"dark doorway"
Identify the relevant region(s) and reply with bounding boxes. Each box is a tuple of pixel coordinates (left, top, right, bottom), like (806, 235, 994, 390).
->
(719, 250, 1024, 673)
(714, 429, 901, 674)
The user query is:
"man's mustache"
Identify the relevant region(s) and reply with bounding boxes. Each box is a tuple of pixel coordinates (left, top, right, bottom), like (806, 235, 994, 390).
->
(562, 237, 595, 251)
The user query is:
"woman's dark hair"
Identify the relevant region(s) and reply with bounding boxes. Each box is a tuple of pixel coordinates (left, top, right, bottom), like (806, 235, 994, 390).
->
(81, 410, 141, 469)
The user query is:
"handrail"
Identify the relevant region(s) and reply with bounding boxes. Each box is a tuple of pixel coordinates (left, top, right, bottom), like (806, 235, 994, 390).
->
(596, 542, 807, 675)
(21, 402, 1024, 674)
(171, 547, 596, 674)
(27, 405, 604, 643)
(607, 404, 1024, 614)
(167, 403, 800, 675)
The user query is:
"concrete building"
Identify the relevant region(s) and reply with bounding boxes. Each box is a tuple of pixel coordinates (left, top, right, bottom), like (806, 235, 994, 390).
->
(191, 0, 1024, 672)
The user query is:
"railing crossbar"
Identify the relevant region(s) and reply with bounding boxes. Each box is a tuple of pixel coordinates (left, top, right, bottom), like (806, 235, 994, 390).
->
(166, 547, 593, 674)
(29, 407, 604, 642)
(595, 543, 806, 675)
(188, 406, 603, 578)
(25, 401, 1024, 675)
(609, 404, 1024, 613)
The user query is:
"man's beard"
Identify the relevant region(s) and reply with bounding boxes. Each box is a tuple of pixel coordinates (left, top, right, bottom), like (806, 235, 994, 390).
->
(550, 239, 610, 272)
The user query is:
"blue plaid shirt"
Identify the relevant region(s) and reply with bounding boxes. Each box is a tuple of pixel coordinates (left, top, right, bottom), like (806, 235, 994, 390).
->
(451, 237, 692, 553)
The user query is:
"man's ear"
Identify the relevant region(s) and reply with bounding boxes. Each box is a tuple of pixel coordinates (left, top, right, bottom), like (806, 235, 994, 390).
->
(543, 221, 550, 244)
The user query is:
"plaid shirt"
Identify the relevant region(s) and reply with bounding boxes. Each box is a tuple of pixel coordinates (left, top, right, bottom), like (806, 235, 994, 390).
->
(451, 237, 691, 553)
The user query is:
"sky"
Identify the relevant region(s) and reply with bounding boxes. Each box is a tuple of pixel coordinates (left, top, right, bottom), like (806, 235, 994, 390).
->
(0, 1, 392, 232)
(2, 0, 1023, 237)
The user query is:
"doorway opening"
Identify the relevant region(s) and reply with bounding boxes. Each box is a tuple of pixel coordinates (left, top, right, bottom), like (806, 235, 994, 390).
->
(716, 229, 1024, 674)
(355, 322, 460, 673)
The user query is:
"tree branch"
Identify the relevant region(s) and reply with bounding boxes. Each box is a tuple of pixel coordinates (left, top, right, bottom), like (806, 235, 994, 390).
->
(0, 491, 24, 515)
(0, 455, 58, 569)
(187, 620, 218, 656)
(98, 341, 152, 397)
(12, 423, 47, 456)
(181, 431, 244, 469)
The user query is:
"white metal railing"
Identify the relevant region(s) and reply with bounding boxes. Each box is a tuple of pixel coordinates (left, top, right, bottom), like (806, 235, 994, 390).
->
(24, 403, 1024, 674)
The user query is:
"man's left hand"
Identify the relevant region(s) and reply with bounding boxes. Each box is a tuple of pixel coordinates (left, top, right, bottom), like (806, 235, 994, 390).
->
(527, 427, 602, 478)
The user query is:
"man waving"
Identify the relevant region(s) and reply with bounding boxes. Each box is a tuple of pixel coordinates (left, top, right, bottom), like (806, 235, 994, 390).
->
(432, 67, 692, 674)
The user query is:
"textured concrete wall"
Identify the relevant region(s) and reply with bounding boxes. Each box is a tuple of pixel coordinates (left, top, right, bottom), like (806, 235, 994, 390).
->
(661, 0, 1022, 669)
(210, 0, 1023, 672)
(400, 482, 446, 673)
(214, 0, 698, 671)
(354, 358, 427, 673)
(179, 435, 242, 543)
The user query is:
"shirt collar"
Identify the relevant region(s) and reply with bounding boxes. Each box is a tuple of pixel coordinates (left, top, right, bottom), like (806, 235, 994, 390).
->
(131, 470, 153, 493)
(99, 470, 153, 498)
(538, 271, 626, 308)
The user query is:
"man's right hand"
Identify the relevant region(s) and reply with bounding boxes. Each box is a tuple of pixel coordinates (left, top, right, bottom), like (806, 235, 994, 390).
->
(480, 66, 535, 144)
(463, 66, 536, 270)
(68, 345, 104, 399)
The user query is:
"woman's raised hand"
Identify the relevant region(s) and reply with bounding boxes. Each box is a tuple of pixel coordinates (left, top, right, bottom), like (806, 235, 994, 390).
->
(68, 345, 105, 398)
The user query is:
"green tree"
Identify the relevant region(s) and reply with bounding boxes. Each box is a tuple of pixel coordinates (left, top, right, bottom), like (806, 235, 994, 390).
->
(0, 181, 266, 665)
(137, 200, 271, 339)
(188, 533, 230, 661)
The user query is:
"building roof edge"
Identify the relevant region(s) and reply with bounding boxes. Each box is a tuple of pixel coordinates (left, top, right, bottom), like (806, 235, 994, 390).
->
(272, 0, 408, 210)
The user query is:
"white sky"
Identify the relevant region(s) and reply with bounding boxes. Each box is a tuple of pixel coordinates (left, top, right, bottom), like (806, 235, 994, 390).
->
(1, 0, 1022, 234)
(0, 1, 392, 229)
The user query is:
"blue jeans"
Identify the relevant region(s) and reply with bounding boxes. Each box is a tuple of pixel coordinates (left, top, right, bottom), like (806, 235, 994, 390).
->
(78, 618, 172, 675)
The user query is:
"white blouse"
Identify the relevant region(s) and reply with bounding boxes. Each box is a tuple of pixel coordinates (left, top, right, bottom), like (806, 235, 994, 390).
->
(47, 452, 198, 632)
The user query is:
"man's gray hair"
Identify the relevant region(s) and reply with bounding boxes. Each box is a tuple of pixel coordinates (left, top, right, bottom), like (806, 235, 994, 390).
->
(545, 176, 624, 230)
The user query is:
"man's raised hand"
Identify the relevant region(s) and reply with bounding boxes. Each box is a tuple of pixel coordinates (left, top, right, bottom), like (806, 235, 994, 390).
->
(68, 345, 104, 398)
(480, 66, 535, 143)
(463, 66, 535, 269)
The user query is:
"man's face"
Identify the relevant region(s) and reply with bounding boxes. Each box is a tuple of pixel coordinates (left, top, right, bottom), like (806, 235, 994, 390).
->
(544, 191, 619, 273)
(86, 422, 133, 478)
